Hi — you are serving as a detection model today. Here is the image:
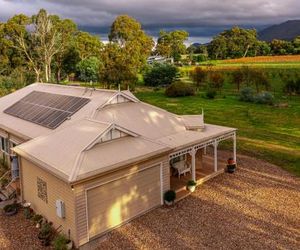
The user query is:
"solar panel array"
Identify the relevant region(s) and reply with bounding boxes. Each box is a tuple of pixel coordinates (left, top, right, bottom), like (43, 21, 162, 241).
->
(4, 91, 90, 129)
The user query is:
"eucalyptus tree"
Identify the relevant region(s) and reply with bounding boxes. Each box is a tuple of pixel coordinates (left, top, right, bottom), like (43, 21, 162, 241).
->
(101, 15, 154, 87)
(74, 31, 103, 60)
(156, 30, 189, 61)
(5, 9, 78, 83)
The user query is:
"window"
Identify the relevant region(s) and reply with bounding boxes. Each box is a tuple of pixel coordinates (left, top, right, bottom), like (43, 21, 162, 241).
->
(100, 129, 127, 143)
(37, 177, 48, 203)
(0, 137, 8, 154)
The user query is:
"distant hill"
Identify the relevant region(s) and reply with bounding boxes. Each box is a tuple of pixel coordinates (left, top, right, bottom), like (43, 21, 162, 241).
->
(259, 20, 300, 41)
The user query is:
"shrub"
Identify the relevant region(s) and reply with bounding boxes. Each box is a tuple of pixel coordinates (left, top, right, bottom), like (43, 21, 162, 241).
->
(76, 57, 100, 83)
(187, 180, 197, 186)
(254, 92, 274, 105)
(32, 214, 44, 223)
(240, 87, 255, 102)
(53, 234, 69, 250)
(143, 63, 179, 87)
(165, 81, 195, 97)
(283, 79, 300, 95)
(164, 190, 176, 202)
(205, 89, 217, 99)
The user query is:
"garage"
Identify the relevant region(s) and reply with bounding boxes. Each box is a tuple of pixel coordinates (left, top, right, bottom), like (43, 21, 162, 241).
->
(87, 164, 162, 239)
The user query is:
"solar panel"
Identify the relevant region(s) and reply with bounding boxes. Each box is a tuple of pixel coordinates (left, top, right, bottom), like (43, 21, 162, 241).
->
(4, 91, 90, 129)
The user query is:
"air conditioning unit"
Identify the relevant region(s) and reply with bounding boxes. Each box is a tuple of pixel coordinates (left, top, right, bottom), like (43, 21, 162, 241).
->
(55, 199, 65, 219)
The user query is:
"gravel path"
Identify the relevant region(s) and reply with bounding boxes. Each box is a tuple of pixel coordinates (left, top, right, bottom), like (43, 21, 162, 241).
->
(98, 154, 300, 250)
(0, 154, 299, 249)
(0, 208, 51, 250)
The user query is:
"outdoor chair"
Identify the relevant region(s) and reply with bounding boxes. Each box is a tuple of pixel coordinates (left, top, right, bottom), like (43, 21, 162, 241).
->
(172, 161, 191, 179)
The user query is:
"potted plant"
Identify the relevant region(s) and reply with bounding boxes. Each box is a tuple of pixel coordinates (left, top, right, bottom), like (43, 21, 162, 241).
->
(164, 190, 176, 206)
(32, 214, 44, 228)
(38, 222, 53, 246)
(227, 163, 236, 173)
(186, 180, 197, 192)
(227, 157, 235, 165)
(53, 234, 73, 250)
(3, 203, 18, 216)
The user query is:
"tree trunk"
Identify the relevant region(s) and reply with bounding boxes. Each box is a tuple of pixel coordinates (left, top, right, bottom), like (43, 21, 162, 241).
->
(243, 45, 250, 58)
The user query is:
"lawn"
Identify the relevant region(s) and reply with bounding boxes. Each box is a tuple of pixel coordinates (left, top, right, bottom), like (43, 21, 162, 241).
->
(135, 90, 300, 176)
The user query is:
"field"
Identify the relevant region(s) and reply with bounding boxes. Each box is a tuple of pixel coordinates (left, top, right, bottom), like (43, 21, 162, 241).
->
(180, 56, 300, 94)
(135, 90, 300, 176)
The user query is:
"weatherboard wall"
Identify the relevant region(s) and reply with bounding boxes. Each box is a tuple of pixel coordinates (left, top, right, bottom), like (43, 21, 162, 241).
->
(20, 158, 77, 243)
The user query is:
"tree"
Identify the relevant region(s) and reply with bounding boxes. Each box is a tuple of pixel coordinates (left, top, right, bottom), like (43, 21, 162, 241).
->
(156, 30, 189, 61)
(101, 15, 153, 88)
(5, 13, 43, 82)
(191, 67, 207, 89)
(5, 9, 75, 82)
(232, 69, 244, 91)
(238, 66, 269, 93)
(270, 39, 293, 55)
(53, 18, 77, 82)
(208, 72, 225, 93)
(100, 43, 137, 87)
(143, 63, 179, 86)
(109, 15, 153, 69)
(292, 36, 300, 54)
(207, 35, 227, 59)
(208, 27, 259, 59)
(74, 31, 102, 60)
(76, 57, 100, 83)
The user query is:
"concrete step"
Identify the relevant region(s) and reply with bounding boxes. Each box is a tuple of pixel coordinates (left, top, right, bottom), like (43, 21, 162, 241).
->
(0, 191, 8, 201)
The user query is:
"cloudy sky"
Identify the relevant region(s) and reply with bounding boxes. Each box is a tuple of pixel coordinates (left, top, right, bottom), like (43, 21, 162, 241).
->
(0, 0, 299, 42)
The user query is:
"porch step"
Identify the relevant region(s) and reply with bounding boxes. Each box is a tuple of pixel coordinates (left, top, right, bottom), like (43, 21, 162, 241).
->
(196, 168, 224, 185)
(175, 189, 190, 202)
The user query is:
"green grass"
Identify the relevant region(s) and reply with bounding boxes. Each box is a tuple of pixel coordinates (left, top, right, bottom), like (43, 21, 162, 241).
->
(135, 90, 300, 176)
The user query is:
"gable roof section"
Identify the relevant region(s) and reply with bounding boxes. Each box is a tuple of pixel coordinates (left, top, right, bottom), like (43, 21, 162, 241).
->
(13, 118, 170, 182)
(97, 91, 139, 110)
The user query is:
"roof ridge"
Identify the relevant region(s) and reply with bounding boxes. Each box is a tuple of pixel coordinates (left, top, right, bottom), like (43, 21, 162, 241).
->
(32, 82, 119, 93)
(68, 123, 113, 182)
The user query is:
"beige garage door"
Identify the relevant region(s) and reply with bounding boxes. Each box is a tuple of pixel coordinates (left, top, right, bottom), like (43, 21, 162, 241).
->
(87, 165, 162, 239)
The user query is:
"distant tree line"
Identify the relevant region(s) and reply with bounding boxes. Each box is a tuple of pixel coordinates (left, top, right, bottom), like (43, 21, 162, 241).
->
(1, 9, 300, 96)
(189, 27, 300, 61)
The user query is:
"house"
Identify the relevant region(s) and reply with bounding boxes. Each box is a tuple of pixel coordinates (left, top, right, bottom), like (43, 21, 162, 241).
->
(0, 83, 236, 248)
(147, 55, 174, 64)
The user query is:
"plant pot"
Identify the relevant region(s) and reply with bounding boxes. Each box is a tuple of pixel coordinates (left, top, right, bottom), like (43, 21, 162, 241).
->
(227, 164, 236, 173)
(4, 207, 18, 216)
(67, 240, 73, 250)
(164, 200, 174, 206)
(187, 185, 196, 192)
(227, 158, 235, 165)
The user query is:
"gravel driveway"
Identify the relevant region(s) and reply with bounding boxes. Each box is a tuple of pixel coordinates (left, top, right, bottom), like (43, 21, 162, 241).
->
(98, 154, 300, 250)
(0, 154, 299, 249)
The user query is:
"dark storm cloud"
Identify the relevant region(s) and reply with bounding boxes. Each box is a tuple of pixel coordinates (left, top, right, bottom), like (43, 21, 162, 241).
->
(0, 0, 299, 36)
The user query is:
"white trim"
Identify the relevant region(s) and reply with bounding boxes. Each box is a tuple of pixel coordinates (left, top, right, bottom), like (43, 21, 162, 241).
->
(213, 140, 218, 172)
(84, 162, 163, 241)
(233, 132, 237, 163)
(97, 92, 139, 110)
(160, 163, 163, 205)
(169, 132, 236, 160)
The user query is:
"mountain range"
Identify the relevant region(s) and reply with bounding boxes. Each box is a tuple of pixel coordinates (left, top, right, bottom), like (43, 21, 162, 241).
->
(259, 20, 300, 41)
